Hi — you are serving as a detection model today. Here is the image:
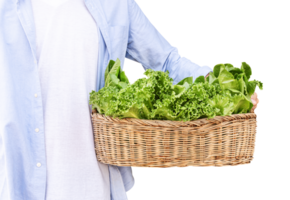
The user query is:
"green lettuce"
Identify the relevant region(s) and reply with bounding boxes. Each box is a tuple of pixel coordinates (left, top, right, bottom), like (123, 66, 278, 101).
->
(90, 59, 263, 121)
(206, 62, 263, 113)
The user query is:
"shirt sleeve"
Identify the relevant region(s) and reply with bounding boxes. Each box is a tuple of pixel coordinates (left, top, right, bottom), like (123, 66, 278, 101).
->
(126, 0, 212, 84)
(108, 165, 134, 200)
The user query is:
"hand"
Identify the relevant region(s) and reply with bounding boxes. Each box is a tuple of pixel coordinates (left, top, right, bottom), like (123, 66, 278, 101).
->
(250, 92, 259, 113)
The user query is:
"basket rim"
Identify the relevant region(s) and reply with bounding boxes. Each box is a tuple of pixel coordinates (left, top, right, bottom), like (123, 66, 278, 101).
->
(91, 109, 256, 128)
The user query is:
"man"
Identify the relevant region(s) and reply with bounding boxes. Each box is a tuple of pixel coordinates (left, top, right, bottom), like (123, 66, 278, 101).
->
(0, 0, 259, 199)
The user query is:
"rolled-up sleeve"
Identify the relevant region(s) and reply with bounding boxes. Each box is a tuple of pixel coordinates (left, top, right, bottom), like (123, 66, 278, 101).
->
(126, 0, 212, 84)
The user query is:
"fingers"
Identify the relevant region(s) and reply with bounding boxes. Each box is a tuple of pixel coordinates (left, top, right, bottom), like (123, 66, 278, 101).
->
(254, 96, 260, 105)
(255, 93, 258, 102)
(250, 104, 257, 113)
(250, 92, 259, 113)
(251, 102, 258, 113)
(251, 92, 257, 100)
(251, 92, 258, 106)
(251, 99, 257, 105)
(250, 108, 254, 113)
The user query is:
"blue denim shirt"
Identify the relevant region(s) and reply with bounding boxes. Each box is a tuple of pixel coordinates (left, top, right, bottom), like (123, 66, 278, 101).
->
(0, 0, 212, 199)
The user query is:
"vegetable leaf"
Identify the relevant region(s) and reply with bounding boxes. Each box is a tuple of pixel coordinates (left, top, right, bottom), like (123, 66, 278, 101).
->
(90, 59, 263, 121)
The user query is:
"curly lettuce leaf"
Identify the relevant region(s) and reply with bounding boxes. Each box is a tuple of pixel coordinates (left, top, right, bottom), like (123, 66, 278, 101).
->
(111, 69, 175, 120)
(89, 87, 119, 115)
(90, 59, 263, 121)
(149, 76, 219, 121)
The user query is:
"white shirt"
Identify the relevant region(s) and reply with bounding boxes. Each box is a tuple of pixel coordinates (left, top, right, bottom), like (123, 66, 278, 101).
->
(31, 0, 110, 199)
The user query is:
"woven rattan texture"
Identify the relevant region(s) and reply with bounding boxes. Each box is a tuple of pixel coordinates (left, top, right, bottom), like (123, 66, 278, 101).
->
(92, 111, 257, 167)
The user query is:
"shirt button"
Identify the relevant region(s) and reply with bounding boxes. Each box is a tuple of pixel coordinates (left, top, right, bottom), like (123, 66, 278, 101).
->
(34, 93, 38, 98)
(34, 60, 37, 64)
(35, 128, 39, 132)
(37, 163, 41, 167)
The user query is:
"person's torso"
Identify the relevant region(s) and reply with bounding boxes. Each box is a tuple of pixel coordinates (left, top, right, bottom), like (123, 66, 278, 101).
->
(32, 0, 110, 199)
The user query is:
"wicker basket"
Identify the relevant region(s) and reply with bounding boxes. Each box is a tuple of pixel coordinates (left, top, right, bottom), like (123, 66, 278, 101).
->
(91, 109, 257, 167)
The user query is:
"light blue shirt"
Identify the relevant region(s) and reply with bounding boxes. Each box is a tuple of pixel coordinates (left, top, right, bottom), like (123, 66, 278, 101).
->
(0, 0, 212, 199)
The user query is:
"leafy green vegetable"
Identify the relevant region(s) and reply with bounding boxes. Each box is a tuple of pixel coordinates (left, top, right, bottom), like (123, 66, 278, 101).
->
(208, 62, 262, 113)
(89, 59, 263, 121)
(104, 58, 129, 89)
